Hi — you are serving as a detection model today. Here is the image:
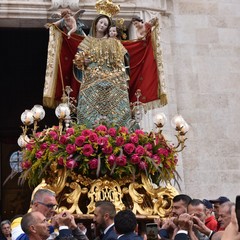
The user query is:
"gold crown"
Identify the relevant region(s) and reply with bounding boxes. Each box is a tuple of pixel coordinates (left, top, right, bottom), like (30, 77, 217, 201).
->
(95, 0, 120, 18)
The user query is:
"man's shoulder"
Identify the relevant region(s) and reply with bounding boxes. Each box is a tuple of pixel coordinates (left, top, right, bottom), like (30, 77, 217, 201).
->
(16, 233, 29, 240)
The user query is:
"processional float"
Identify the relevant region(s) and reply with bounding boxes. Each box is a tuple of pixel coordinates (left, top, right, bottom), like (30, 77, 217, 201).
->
(14, 0, 189, 220)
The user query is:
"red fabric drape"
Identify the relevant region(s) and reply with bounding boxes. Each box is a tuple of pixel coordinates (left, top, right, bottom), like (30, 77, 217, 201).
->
(54, 33, 159, 104)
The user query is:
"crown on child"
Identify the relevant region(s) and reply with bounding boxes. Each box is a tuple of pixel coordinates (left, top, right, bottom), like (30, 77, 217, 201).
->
(95, 0, 120, 18)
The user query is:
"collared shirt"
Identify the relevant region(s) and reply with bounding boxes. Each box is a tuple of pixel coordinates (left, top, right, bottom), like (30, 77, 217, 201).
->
(104, 223, 114, 234)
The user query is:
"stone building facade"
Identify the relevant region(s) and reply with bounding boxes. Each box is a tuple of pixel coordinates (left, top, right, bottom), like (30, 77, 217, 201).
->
(1, 0, 240, 202)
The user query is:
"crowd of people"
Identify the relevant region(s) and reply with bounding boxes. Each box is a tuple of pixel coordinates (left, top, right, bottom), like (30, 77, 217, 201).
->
(0, 189, 239, 240)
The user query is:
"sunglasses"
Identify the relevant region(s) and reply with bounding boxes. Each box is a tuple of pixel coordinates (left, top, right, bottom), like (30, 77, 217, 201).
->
(37, 202, 58, 210)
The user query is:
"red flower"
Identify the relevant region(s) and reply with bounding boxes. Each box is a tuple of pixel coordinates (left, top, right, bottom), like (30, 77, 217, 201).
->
(139, 161, 148, 170)
(66, 144, 76, 154)
(124, 143, 135, 154)
(21, 160, 32, 169)
(135, 129, 144, 135)
(59, 135, 68, 144)
(82, 144, 94, 157)
(116, 136, 125, 146)
(158, 148, 169, 156)
(130, 134, 139, 144)
(108, 128, 117, 137)
(152, 155, 161, 164)
(81, 129, 92, 136)
(108, 154, 116, 166)
(116, 155, 127, 166)
(97, 137, 108, 146)
(135, 146, 145, 156)
(119, 126, 128, 134)
(66, 159, 78, 169)
(40, 143, 48, 150)
(49, 130, 58, 140)
(26, 143, 34, 151)
(75, 136, 86, 146)
(144, 143, 153, 151)
(95, 125, 107, 134)
(49, 144, 58, 152)
(102, 145, 113, 154)
(66, 127, 74, 136)
(35, 150, 44, 159)
(89, 133, 98, 143)
(57, 156, 64, 165)
(130, 154, 141, 164)
(88, 158, 98, 169)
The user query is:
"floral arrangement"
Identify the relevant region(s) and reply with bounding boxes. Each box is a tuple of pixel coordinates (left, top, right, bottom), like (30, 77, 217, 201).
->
(20, 124, 179, 186)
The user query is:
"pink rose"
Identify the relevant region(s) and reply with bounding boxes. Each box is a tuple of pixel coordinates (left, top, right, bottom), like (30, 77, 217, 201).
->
(40, 143, 48, 150)
(130, 154, 141, 164)
(49, 144, 58, 152)
(158, 148, 169, 156)
(130, 134, 139, 144)
(35, 150, 44, 159)
(97, 137, 108, 146)
(124, 143, 135, 154)
(108, 128, 117, 137)
(35, 132, 43, 138)
(49, 130, 58, 140)
(82, 144, 94, 157)
(135, 146, 145, 156)
(89, 133, 98, 143)
(59, 135, 68, 144)
(21, 160, 32, 169)
(66, 128, 74, 136)
(116, 136, 125, 146)
(174, 156, 178, 164)
(119, 126, 129, 134)
(88, 158, 98, 169)
(66, 144, 76, 154)
(26, 143, 34, 151)
(95, 125, 107, 134)
(57, 156, 64, 165)
(102, 145, 113, 154)
(135, 129, 144, 135)
(75, 136, 86, 146)
(152, 155, 161, 164)
(139, 161, 148, 170)
(116, 155, 127, 166)
(108, 154, 116, 166)
(144, 143, 153, 151)
(66, 159, 78, 169)
(81, 129, 92, 136)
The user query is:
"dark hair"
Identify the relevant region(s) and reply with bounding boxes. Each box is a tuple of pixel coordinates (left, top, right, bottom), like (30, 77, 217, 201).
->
(109, 25, 121, 39)
(173, 194, 192, 207)
(91, 14, 112, 37)
(114, 210, 137, 234)
(95, 201, 116, 219)
(131, 16, 143, 23)
(21, 212, 37, 235)
(188, 199, 204, 207)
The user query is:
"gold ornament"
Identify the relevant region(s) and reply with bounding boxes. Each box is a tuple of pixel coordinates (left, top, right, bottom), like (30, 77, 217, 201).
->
(95, 0, 120, 18)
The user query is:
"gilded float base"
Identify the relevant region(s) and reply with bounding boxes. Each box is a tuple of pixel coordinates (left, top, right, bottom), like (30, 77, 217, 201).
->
(31, 168, 178, 219)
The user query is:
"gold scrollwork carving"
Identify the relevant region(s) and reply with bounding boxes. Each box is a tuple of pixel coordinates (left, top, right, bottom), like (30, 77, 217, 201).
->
(87, 178, 125, 214)
(30, 170, 178, 218)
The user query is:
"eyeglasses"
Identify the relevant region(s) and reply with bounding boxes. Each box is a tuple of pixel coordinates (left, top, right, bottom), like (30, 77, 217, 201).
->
(37, 202, 58, 210)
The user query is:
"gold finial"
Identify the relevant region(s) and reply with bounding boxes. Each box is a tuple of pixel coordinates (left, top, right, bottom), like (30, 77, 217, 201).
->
(95, 0, 120, 18)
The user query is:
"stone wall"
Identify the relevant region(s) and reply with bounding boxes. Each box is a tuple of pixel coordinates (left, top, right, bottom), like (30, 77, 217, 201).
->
(166, 0, 240, 201)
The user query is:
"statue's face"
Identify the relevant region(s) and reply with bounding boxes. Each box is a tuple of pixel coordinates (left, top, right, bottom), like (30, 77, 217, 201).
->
(96, 17, 109, 34)
(109, 27, 117, 37)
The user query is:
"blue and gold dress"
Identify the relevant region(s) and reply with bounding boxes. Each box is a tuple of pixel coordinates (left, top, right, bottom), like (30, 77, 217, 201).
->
(73, 36, 133, 128)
